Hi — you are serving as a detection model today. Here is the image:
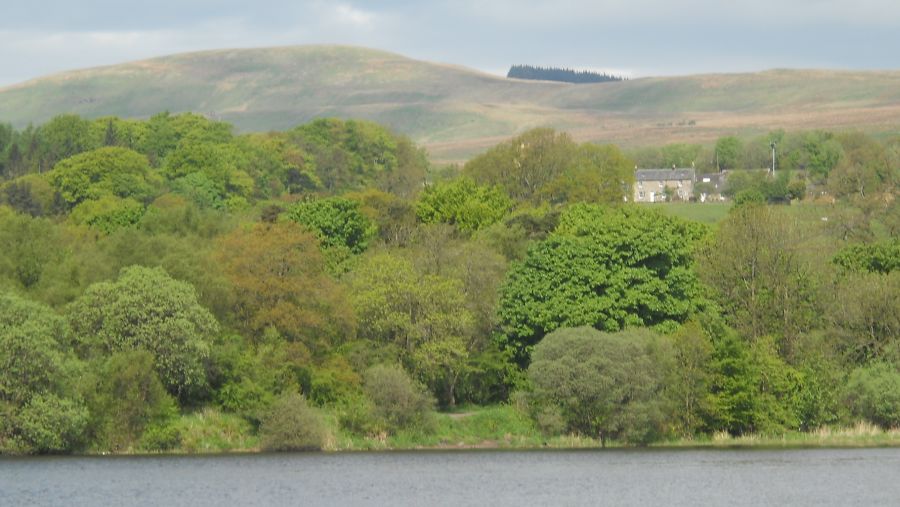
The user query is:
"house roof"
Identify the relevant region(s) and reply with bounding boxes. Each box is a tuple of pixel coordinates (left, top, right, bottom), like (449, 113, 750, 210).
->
(635, 169, 695, 182)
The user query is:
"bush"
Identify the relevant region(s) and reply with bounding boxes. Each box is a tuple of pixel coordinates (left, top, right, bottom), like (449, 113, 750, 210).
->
(88, 351, 179, 451)
(845, 363, 900, 428)
(14, 394, 89, 453)
(527, 327, 673, 445)
(258, 393, 327, 451)
(363, 365, 435, 434)
(139, 421, 182, 452)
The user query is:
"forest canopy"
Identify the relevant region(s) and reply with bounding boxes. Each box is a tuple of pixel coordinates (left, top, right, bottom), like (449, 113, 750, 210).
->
(0, 113, 898, 454)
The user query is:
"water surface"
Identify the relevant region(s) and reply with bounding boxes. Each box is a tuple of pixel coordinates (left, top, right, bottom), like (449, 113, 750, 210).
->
(2, 448, 898, 506)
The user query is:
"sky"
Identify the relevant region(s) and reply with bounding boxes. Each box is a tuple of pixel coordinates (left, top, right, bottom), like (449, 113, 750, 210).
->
(1, 0, 898, 86)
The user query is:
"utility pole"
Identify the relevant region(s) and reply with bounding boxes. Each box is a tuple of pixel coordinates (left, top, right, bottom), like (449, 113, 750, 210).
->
(770, 142, 777, 176)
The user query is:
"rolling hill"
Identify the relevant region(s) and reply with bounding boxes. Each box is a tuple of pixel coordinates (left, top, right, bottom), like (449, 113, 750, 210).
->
(1, 45, 899, 161)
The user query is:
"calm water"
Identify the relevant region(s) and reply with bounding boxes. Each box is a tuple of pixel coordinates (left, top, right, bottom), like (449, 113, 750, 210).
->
(2, 448, 898, 506)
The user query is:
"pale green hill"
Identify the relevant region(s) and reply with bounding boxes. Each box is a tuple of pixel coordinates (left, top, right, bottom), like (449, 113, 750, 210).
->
(2, 45, 899, 161)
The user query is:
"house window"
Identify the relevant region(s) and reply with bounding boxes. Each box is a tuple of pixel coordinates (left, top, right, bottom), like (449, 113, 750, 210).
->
(639, 191, 645, 199)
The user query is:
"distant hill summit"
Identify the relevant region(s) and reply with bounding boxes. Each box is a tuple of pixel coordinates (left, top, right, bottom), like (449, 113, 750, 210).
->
(1, 45, 900, 161)
(507, 65, 625, 84)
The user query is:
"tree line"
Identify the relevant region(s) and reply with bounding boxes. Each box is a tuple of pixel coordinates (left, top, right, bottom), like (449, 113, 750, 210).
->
(0, 114, 898, 454)
(507, 65, 626, 84)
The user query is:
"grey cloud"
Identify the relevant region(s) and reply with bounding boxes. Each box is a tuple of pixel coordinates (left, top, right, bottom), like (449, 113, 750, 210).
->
(0, 1, 897, 86)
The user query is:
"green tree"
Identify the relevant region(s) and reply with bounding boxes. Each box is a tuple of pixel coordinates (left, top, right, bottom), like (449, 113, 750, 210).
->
(0, 209, 64, 290)
(217, 222, 355, 351)
(707, 332, 802, 435)
(845, 363, 900, 428)
(69, 196, 145, 234)
(49, 147, 156, 208)
(38, 114, 100, 171)
(833, 240, 900, 274)
(825, 272, 900, 363)
(528, 327, 673, 445)
(416, 177, 511, 233)
(287, 197, 377, 254)
(698, 204, 821, 354)
(68, 266, 218, 400)
(0, 291, 87, 453)
(541, 143, 634, 204)
(85, 350, 178, 451)
(350, 252, 474, 405)
(715, 136, 743, 170)
(163, 141, 252, 204)
(498, 204, 706, 365)
(463, 128, 576, 202)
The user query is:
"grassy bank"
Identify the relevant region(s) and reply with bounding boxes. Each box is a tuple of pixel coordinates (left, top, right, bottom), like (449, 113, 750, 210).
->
(141, 406, 900, 455)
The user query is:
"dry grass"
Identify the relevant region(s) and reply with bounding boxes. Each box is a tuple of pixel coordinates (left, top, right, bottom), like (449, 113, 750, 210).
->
(4, 45, 900, 162)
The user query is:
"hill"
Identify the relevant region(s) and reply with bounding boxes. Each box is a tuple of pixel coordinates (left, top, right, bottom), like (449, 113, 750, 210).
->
(1, 45, 900, 161)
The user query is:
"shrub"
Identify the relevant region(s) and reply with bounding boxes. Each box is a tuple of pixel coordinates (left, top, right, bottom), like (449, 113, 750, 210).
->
(845, 363, 900, 428)
(528, 327, 673, 445)
(258, 393, 327, 451)
(88, 351, 178, 451)
(363, 364, 435, 434)
(14, 394, 89, 453)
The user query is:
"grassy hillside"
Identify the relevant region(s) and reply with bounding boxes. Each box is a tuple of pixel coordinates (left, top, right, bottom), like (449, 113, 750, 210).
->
(2, 45, 900, 161)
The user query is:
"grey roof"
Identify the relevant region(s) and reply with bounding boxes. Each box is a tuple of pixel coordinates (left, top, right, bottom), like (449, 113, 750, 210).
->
(635, 169, 695, 182)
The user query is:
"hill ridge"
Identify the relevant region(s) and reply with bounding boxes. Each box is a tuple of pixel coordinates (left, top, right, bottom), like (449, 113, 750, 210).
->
(1, 45, 899, 161)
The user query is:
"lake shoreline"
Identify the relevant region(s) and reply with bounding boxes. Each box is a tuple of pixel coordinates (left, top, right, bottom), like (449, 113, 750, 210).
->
(6, 423, 899, 458)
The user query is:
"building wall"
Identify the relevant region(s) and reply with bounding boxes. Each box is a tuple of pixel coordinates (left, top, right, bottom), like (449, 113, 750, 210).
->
(634, 179, 694, 202)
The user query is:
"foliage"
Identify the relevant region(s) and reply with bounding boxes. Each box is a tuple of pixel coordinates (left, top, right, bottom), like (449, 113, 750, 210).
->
(289, 118, 426, 196)
(70, 195, 145, 234)
(68, 266, 218, 400)
(416, 177, 511, 233)
(833, 240, 900, 274)
(507, 65, 625, 83)
(667, 321, 715, 436)
(86, 351, 178, 451)
(287, 197, 377, 254)
(0, 210, 64, 289)
(363, 364, 436, 435)
(350, 253, 471, 352)
(12, 394, 89, 453)
(49, 147, 156, 208)
(0, 291, 87, 453)
(498, 204, 706, 364)
(528, 327, 673, 445)
(825, 272, 900, 363)
(258, 393, 327, 451)
(707, 332, 802, 435)
(715, 136, 743, 170)
(5, 113, 900, 454)
(217, 222, 354, 350)
(698, 204, 820, 353)
(845, 363, 900, 428)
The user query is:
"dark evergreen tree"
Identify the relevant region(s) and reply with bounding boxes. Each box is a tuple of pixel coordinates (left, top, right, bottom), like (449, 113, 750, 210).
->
(507, 65, 626, 84)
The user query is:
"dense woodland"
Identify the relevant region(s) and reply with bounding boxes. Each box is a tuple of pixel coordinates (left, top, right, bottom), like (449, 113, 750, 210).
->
(507, 65, 626, 84)
(0, 113, 898, 454)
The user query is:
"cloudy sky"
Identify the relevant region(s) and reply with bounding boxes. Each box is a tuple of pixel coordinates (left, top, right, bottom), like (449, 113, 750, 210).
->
(1, 0, 898, 86)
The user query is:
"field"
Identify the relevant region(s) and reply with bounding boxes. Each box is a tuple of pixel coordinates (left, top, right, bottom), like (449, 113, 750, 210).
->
(650, 203, 732, 225)
(2, 45, 900, 161)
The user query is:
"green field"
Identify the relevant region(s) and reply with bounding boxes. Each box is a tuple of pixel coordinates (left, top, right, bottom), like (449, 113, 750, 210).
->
(650, 203, 732, 225)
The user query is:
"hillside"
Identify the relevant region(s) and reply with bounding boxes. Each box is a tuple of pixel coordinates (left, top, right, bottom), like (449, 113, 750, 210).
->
(2, 45, 900, 161)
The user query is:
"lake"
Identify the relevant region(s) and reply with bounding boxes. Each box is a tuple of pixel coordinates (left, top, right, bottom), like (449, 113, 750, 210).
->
(2, 448, 898, 506)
